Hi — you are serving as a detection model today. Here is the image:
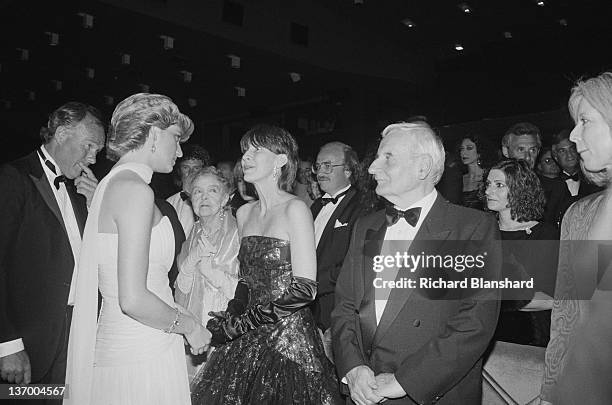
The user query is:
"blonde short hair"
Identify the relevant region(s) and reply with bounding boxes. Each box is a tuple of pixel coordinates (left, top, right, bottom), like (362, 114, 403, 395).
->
(107, 93, 194, 161)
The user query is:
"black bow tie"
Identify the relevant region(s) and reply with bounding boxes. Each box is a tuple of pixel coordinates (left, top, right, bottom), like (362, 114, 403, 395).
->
(385, 206, 422, 227)
(321, 189, 349, 206)
(37, 148, 68, 190)
(560, 172, 580, 182)
(180, 191, 190, 201)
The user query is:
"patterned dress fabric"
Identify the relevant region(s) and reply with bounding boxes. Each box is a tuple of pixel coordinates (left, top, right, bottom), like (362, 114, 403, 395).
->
(191, 236, 342, 405)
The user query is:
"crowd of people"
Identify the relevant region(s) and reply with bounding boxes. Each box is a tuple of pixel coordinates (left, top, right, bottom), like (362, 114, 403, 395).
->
(0, 71, 611, 405)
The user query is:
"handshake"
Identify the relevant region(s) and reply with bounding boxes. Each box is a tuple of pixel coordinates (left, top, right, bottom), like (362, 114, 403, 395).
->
(175, 305, 211, 355)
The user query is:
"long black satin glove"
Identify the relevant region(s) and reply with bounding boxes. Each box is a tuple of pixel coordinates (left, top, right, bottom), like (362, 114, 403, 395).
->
(226, 278, 249, 316)
(207, 276, 317, 346)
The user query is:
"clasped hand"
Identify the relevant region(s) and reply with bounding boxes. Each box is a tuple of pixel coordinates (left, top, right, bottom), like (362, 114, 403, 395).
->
(346, 366, 406, 405)
(184, 321, 211, 355)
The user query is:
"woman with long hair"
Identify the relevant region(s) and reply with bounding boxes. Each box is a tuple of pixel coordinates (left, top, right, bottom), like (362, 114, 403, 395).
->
(541, 72, 612, 405)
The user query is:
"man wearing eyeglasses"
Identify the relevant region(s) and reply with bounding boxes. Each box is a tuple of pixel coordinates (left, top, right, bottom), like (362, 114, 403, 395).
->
(310, 142, 364, 355)
(551, 129, 602, 202)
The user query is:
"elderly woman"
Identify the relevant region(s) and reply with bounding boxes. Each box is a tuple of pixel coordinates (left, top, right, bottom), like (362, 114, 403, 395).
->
(167, 144, 211, 236)
(541, 72, 612, 405)
(174, 167, 240, 378)
(485, 159, 559, 347)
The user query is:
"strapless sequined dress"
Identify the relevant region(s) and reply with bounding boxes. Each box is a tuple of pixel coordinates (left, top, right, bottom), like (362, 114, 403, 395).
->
(191, 236, 342, 405)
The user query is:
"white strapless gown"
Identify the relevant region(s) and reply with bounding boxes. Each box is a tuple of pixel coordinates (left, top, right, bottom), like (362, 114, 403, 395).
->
(89, 185, 190, 403)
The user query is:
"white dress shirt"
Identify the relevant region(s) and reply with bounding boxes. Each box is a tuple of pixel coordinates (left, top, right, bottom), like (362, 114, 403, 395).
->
(375, 189, 438, 324)
(167, 192, 196, 236)
(313, 184, 351, 247)
(562, 171, 580, 197)
(0, 146, 82, 358)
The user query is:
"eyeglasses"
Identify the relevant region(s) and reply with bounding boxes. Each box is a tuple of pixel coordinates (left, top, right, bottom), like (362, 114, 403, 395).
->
(312, 161, 345, 174)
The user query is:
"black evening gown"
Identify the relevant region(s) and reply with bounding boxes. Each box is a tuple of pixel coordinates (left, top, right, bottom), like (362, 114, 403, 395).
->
(494, 222, 560, 347)
(191, 236, 342, 405)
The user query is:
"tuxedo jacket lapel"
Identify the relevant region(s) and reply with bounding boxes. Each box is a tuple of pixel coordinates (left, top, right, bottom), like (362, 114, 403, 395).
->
(28, 155, 67, 233)
(66, 182, 87, 236)
(359, 212, 387, 354)
(373, 195, 451, 345)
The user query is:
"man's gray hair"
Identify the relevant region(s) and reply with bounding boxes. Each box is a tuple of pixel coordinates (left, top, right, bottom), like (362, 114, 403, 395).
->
(381, 122, 446, 185)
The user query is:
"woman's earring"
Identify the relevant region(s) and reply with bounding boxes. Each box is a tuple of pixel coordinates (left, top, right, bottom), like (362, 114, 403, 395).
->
(272, 166, 279, 178)
(151, 144, 156, 153)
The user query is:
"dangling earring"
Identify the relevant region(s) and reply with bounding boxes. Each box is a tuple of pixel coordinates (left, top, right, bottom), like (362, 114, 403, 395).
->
(151, 144, 156, 153)
(272, 166, 279, 179)
(219, 208, 226, 220)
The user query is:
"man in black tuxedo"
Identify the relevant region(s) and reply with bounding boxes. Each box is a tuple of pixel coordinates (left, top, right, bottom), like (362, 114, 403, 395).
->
(332, 122, 501, 405)
(310, 142, 364, 335)
(551, 129, 603, 207)
(501, 122, 570, 226)
(0, 102, 105, 390)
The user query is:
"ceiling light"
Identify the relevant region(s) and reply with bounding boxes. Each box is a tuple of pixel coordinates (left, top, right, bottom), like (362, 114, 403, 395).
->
(16, 48, 29, 61)
(51, 80, 62, 91)
(454, 43, 464, 51)
(227, 54, 241, 69)
(180, 70, 192, 83)
(46, 32, 59, 46)
(234, 86, 246, 97)
(503, 31, 513, 39)
(289, 72, 301, 82)
(559, 18, 568, 26)
(401, 18, 415, 28)
(160, 35, 174, 50)
(536, 0, 545, 6)
(458, 3, 471, 13)
(77, 12, 94, 28)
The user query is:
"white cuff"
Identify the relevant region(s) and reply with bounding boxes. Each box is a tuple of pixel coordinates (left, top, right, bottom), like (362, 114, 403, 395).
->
(341, 376, 348, 384)
(0, 338, 25, 357)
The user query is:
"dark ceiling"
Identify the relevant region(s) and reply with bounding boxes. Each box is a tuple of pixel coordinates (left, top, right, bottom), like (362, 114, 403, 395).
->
(1, 0, 612, 162)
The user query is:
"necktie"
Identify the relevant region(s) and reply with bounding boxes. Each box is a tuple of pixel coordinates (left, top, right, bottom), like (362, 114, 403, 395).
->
(37, 148, 68, 190)
(320, 189, 349, 206)
(560, 172, 580, 182)
(385, 206, 421, 227)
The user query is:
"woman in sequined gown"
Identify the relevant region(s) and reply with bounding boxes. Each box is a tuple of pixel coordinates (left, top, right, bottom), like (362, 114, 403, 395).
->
(191, 124, 342, 405)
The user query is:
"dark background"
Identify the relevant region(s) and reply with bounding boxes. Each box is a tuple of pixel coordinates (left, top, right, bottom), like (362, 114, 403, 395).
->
(1, 0, 611, 168)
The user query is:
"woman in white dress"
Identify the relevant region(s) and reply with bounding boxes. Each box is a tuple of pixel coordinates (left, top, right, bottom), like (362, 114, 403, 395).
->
(64, 93, 210, 405)
(175, 166, 240, 380)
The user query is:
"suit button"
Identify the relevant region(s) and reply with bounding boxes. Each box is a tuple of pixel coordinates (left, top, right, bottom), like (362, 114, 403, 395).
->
(413, 319, 421, 327)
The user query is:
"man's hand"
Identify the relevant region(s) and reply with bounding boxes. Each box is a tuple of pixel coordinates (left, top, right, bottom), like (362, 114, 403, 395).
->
(0, 350, 31, 384)
(74, 163, 98, 207)
(345, 365, 384, 405)
(373, 373, 406, 399)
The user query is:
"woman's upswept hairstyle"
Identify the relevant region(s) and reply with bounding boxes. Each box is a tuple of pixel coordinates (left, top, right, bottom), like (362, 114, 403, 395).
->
(489, 159, 546, 222)
(240, 124, 298, 192)
(568, 72, 612, 186)
(106, 93, 194, 161)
